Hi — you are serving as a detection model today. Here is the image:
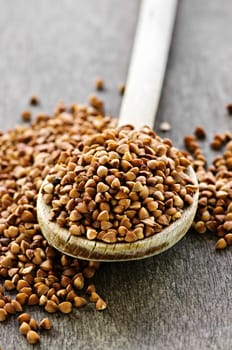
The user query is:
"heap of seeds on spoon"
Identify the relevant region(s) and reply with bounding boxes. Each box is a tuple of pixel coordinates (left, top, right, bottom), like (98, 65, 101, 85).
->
(41, 125, 198, 244)
(36, 0, 197, 262)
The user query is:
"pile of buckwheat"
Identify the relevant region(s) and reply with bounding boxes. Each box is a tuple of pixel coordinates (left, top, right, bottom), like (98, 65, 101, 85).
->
(0, 89, 231, 346)
(42, 126, 197, 243)
(186, 127, 232, 249)
(0, 99, 116, 344)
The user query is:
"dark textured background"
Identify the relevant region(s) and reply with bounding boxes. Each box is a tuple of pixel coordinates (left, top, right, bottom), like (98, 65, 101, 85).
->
(0, 1, 232, 349)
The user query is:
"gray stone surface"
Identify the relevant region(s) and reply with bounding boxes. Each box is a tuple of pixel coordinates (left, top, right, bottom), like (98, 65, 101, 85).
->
(0, 0, 232, 349)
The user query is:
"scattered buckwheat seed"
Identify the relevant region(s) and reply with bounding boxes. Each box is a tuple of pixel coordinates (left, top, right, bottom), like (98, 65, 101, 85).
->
(118, 83, 125, 95)
(21, 110, 32, 122)
(26, 330, 40, 345)
(29, 95, 40, 106)
(95, 77, 104, 91)
(39, 317, 52, 330)
(194, 125, 206, 139)
(226, 103, 232, 115)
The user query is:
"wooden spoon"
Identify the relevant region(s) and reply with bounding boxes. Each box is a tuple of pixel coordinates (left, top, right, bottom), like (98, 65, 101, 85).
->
(37, 0, 199, 261)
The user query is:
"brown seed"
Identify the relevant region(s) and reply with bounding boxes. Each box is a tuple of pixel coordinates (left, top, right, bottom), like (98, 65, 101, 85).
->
(3, 302, 14, 315)
(101, 231, 117, 243)
(90, 292, 100, 302)
(74, 296, 87, 308)
(21, 110, 32, 122)
(26, 330, 40, 344)
(36, 283, 49, 296)
(43, 183, 54, 194)
(138, 207, 149, 220)
(83, 266, 96, 279)
(173, 195, 184, 208)
(223, 221, 232, 232)
(225, 233, 232, 245)
(11, 300, 23, 312)
(101, 221, 113, 230)
(118, 83, 125, 95)
(97, 182, 109, 192)
(58, 301, 72, 314)
(157, 214, 170, 226)
(131, 182, 143, 193)
(69, 224, 82, 236)
(39, 295, 48, 306)
(0, 308, 7, 322)
(211, 139, 222, 150)
(118, 225, 128, 236)
(28, 294, 39, 305)
(133, 227, 144, 239)
(96, 298, 107, 311)
(215, 238, 227, 250)
(111, 178, 121, 189)
(154, 190, 165, 202)
(4, 279, 15, 291)
(97, 165, 108, 177)
(50, 295, 59, 305)
(44, 300, 58, 313)
(226, 103, 232, 115)
(19, 322, 31, 335)
(18, 312, 31, 324)
(86, 228, 98, 240)
(10, 242, 20, 254)
(194, 125, 206, 139)
(194, 221, 207, 234)
(8, 268, 19, 279)
(29, 318, 39, 330)
(95, 77, 104, 91)
(47, 288, 56, 299)
(66, 290, 77, 301)
(73, 273, 85, 290)
(225, 102, 232, 115)
(225, 213, 232, 221)
(88, 94, 103, 111)
(86, 284, 96, 295)
(39, 317, 52, 330)
(69, 188, 79, 199)
(16, 279, 30, 291)
(20, 265, 33, 275)
(0, 255, 13, 269)
(29, 95, 40, 106)
(6, 225, 19, 238)
(125, 231, 138, 242)
(18, 287, 32, 296)
(40, 259, 53, 271)
(216, 190, 228, 199)
(97, 210, 109, 221)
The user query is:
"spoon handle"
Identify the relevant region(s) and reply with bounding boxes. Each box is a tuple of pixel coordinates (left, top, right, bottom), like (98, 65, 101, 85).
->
(118, 0, 178, 129)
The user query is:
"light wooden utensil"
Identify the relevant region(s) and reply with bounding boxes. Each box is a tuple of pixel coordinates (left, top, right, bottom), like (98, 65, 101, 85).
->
(37, 0, 199, 261)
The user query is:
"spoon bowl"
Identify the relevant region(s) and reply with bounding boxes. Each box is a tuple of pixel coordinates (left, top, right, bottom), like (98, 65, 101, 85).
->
(37, 166, 198, 261)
